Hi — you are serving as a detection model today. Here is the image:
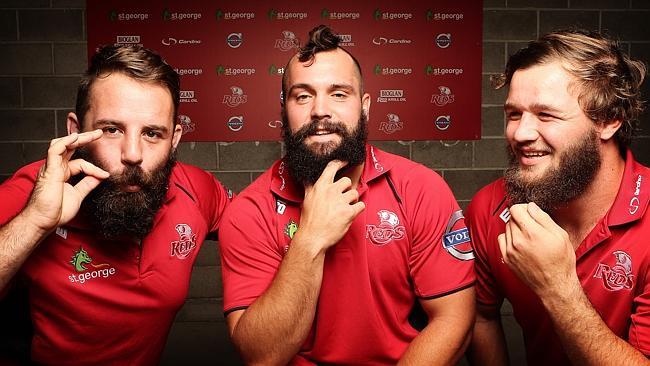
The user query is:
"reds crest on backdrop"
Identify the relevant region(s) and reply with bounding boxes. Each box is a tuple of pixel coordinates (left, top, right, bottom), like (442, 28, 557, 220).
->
(86, 0, 482, 142)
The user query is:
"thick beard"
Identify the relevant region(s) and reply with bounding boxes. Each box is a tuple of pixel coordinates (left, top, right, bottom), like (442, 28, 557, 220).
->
(504, 129, 601, 213)
(75, 148, 176, 239)
(282, 111, 368, 186)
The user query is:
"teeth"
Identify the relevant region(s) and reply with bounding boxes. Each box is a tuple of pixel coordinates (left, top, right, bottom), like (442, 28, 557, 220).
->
(522, 152, 546, 157)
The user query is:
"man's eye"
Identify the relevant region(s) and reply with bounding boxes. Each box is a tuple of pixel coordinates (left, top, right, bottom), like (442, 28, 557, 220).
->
(145, 131, 161, 138)
(506, 112, 521, 120)
(104, 127, 119, 134)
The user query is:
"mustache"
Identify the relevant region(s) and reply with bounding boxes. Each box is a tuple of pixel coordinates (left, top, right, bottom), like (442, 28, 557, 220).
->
(294, 119, 348, 139)
(107, 165, 149, 187)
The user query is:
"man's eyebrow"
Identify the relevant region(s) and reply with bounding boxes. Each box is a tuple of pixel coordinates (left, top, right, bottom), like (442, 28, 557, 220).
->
(93, 120, 169, 134)
(504, 102, 563, 113)
(287, 83, 356, 95)
(94, 119, 125, 128)
(329, 83, 354, 92)
(286, 83, 315, 96)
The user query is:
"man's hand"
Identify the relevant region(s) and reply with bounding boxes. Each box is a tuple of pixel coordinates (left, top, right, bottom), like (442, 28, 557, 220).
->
(293, 160, 365, 254)
(23, 130, 109, 234)
(498, 202, 576, 297)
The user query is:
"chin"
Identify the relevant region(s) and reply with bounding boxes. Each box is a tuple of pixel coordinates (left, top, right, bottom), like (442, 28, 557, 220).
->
(307, 141, 340, 156)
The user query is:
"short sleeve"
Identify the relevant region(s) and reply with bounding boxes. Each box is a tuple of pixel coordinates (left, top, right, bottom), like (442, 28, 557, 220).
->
(219, 193, 283, 313)
(0, 161, 41, 226)
(629, 267, 650, 355)
(402, 167, 475, 298)
(465, 186, 503, 306)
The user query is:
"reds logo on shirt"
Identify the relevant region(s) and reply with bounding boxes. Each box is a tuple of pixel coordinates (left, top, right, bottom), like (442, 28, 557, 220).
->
(170, 224, 197, 259)
(366, 210, 405, 246)
(593, 250, 635, 291)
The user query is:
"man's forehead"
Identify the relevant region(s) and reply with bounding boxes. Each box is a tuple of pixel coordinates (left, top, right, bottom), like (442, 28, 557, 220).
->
(286, 48, 361, 85)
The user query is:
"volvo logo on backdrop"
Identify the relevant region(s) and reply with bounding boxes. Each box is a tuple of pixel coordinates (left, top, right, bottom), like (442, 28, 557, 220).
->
(227, 33, 243, 48)
(436, 33, 452, 48)
(435, 115, 451, 131)
(227, 116, 244, 132)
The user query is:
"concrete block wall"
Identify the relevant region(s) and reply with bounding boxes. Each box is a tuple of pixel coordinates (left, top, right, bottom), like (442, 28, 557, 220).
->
(0, 1, 649, 364)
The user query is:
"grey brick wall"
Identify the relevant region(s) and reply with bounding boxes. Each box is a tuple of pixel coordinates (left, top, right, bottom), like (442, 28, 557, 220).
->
(1, 1, 649, 365)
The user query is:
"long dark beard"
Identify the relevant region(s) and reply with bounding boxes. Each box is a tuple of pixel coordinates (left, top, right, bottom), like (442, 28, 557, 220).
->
(76, 149, 176, 239)
(504, 129, 601, 213)
(282, 111, 368, 186)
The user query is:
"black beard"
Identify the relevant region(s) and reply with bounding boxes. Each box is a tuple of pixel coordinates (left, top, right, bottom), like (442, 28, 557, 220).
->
(504, 129, 601, 213)
(282, 111, 368, 186)
(75, 149, 176, 239)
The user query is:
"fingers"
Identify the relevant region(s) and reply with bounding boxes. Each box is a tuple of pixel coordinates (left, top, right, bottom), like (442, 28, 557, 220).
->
(341, 188, 359, 204)
(73, 176, 104, 199)
(350, 201, 365, 217)
(318, 160, 348, 184)
(46, 130, 103, 169)
(498, 233, 507, 262)
(527, 202, 556, 229)
(67, 159, 109, 179)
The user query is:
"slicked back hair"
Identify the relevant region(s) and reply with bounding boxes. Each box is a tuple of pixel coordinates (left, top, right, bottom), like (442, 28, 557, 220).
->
(494, 29, 646, 150)
(75, 44, 180, 128)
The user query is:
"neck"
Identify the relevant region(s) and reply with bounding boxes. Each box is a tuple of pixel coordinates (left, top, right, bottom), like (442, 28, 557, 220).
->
(552, 144, 625, 248)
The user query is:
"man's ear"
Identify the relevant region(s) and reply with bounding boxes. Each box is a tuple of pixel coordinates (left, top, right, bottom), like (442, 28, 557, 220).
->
(598, 119, 623, 141)
(172, 123, 183, 149)
(67, 112, 81, 134)
(362, 92, 371, 120)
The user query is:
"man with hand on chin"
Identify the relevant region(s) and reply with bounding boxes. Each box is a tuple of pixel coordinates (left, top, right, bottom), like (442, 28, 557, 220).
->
(219, 25, 475, 365)
(466, 30, 650, 365)
(0, 44, 231, 365)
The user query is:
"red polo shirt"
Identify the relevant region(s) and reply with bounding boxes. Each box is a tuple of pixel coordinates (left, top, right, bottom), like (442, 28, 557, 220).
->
(220, 145, 475, 365)
(0, 160, 231, 366)
(466, 150, 650, 365)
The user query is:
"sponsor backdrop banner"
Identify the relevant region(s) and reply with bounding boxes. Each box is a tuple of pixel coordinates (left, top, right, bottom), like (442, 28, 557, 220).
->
(87, 0, 482, 141)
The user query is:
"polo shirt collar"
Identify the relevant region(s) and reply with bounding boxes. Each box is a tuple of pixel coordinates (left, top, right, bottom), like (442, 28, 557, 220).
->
(607, 149, 649, 226)
(271, 144, 394, 203)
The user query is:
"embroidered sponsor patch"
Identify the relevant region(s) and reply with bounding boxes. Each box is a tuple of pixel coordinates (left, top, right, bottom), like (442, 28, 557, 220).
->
(443, 228, 470, 248)
(170, 224, 197, 259)
(68, 247, 116, 284)
(443, 210, 474, 261)
(593, 250, 635, 291)
(366, 209, 405, 246)
(284, 219, 298, 239)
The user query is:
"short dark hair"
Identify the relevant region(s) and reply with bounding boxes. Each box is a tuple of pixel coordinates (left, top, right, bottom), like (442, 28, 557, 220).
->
(494, 29, 646, 149)
(75, 44, 180, 127)
(281, 24, 363, 103)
